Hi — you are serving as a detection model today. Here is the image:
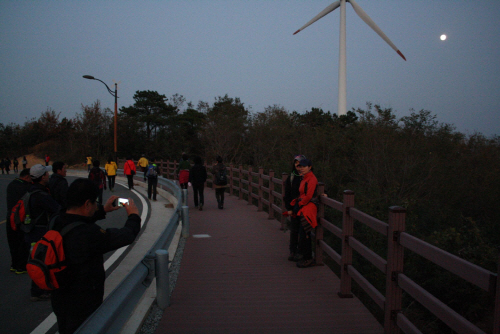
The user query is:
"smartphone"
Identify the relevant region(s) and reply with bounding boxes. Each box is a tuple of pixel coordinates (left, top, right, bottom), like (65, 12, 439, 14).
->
(113, 198, 129, 207)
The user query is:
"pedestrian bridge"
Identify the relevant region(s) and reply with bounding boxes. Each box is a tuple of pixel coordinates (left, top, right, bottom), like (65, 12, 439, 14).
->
(78, 162, 500, 334)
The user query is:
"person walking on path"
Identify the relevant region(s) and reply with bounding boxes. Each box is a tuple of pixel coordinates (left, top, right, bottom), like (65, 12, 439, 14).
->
(123, 157, 136, 190)
(50, 178, 141, 334)
(283, 155, 306, 262)
(88, 160, 107, 204)
(13, 157, 19, 173)
(49, 161, 69, 210)
(176, 153, 190, 189)
(22, 156, 28, 169)
(290, 158, 319, 268)
(146, 158, 161, 201)
(104, 157, 118, 192)
(44, 154, 50, 166)
(4, 158, 11, 174)
(6, 168, 32, 274)
(211, 155, 228, 209)
(86, 155, 92, 172)
(189, 156, 207, 211)
(137, 154, 148, 182)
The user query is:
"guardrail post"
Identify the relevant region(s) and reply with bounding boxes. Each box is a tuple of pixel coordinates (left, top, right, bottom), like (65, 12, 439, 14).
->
(182, 189, 188, 206)
(315, 183, 325, 266)
(258, 167, 264, 211)
(268, 170, 275, 220)
(384, 206, 406, 334)
(182, 205, 189, 238)
(281, 173, 288, 230)
(338, 190, 354, 298)
(155, 249, 170, 309)
(247, 166, 253, 205)
(229, 164, 234, 196)
(239, 165, 243, 200)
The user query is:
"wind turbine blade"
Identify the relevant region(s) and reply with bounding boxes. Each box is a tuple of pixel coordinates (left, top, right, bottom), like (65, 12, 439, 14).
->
(293, 1, 340, 35)
(348, 0, 406, 60)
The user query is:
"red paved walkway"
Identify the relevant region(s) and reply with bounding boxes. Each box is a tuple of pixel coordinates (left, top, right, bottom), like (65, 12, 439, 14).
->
(156, 188, 383, 334)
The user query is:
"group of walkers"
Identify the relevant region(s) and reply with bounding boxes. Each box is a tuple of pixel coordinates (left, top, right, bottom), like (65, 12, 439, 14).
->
(6, 157, 140, 334)
(1, 156, 26, 174)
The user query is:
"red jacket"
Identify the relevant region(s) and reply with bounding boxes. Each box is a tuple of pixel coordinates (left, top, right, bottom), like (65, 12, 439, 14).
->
(124, 160, 136, 176)
(291, 171, 318, 228)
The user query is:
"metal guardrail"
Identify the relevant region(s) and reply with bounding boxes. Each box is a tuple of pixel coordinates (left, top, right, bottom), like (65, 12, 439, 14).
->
(75, 171, 183, 334)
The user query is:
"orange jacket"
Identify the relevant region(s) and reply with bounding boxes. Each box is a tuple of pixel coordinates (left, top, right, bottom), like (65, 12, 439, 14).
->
(291, 171, 318, 228)
(124, 160, 136, 176)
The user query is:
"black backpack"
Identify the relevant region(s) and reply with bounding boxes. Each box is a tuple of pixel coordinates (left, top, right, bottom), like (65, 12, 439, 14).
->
(215, 167, 227, 186)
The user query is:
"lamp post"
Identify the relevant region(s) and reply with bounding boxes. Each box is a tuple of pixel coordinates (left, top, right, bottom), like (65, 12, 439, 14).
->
(83, 75, 119, 162)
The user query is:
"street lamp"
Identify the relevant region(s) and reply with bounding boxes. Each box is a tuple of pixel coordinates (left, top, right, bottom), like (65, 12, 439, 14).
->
(82, 75, 119, 162)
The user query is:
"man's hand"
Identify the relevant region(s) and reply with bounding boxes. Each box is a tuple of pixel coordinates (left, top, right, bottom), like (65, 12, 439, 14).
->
(104, 195, 120, 213)
(123, 199, 139, 216)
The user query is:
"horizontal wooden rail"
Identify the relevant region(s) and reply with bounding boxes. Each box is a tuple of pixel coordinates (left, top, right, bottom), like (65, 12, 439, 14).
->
(320, 218, 342, 239)
(396, 313, 423, 334)
(348, 236, 387, 274)
(400, 232, 496, 293)
(347, 265, 385, 310)
(398, 274, 486, 334)
(319, 240, 341, 265)
(349, 207, 388, 236)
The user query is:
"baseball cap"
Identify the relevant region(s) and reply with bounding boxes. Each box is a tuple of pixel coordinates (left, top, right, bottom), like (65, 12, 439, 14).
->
(30, 164, 52, 179)
(293, 154, 307, 162)
(297, 158, 312, 167)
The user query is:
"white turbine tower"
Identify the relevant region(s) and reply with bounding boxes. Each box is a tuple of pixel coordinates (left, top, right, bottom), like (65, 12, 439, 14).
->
(293, 0, 406, 116)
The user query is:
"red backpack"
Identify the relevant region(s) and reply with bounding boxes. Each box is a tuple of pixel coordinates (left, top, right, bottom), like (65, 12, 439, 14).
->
(9, 189, 43, 232)
(27, 221, 85, 290)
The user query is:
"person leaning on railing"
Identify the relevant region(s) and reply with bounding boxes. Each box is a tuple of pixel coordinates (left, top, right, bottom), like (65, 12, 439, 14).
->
(290, 158, 319, 268)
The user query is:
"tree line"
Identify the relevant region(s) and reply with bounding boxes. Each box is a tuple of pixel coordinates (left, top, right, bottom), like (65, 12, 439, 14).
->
(1, 90, 499, 332)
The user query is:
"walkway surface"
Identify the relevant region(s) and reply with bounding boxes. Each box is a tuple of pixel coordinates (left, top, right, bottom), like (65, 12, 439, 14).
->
(155, 188, 384, 334)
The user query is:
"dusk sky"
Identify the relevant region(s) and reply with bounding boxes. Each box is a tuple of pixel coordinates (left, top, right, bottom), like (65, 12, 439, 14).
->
(1, 0, 499, 137)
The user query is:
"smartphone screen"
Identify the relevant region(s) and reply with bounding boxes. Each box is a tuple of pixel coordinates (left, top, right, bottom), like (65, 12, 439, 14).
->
(118, 198, 129, 207)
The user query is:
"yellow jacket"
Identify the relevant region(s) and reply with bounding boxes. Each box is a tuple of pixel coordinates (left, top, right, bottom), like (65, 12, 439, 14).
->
(86, 156, 92, 165)
(105, 161, 118, 176)
(137, 157, 148, 168)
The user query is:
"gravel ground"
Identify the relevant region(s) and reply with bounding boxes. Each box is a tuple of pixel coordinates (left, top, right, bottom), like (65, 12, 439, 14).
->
(138, 236, 186, 334)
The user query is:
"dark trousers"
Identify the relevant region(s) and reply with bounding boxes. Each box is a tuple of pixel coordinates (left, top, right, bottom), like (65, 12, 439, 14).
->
(298, 222, 313, 261)
(192, 184, 204, 207)
(289, 216, 301, 254)
(215, 188, 225, 207)
(97, 188, 103, 204)
(141, 166, 147, 180)
(107, 175, 116, 190)
(6, 223, 30, 270)
(127, 175, 134, 190)
(147, 177, 158, 200)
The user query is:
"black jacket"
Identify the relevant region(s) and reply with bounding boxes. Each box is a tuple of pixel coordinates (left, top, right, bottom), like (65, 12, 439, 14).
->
(189, 164, 207, 186)
(26, 183, 61, 243)
(48, 173, 69, 210)
(283, 170, 302, 211)
(51, 208, 141, 317)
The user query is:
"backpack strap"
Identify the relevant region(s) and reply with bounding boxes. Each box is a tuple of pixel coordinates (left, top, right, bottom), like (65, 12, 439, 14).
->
(60, 221, 86, 236)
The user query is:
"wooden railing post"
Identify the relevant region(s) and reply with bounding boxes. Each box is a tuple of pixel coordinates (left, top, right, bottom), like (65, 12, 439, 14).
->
(315, 182, 325, 266)
(268, 170, 275, 220)
(239, 165, 243, 200)
(281, 173, 288, 230)
(493, 249, 500, 334)
(384, 206, 406, 334)
(229, 164, 234, 196)
(338, 190, 354, 298)
(258, 167, 264, 211)
(247, 166, 253, 205)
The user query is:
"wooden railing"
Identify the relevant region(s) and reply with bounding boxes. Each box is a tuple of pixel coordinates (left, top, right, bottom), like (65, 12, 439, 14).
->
(120, 159, 500, 334)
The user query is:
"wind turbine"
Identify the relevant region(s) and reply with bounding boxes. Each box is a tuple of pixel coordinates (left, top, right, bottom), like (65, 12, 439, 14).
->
(293, 0, 406, 116)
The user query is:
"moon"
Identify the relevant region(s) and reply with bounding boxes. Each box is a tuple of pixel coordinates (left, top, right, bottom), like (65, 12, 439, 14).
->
(440, 34, 447, 41)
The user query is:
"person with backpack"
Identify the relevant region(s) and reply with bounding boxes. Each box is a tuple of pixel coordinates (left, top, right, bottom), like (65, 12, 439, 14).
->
(189, 156, 207, 211)
(27, 164, 62, 300)
(290, 158, 319, 268)
(6, 168, 32, 274)
(48, 178, 141, 334)
(146, 157, 161, 201)
(124, 156, 136, 190)
(88, 160, 106, 204)
(104, 157, 118, 192)
(211, 155, 228, 209)
(283, 155, 306, 262)
(49, 161, 69, 210)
